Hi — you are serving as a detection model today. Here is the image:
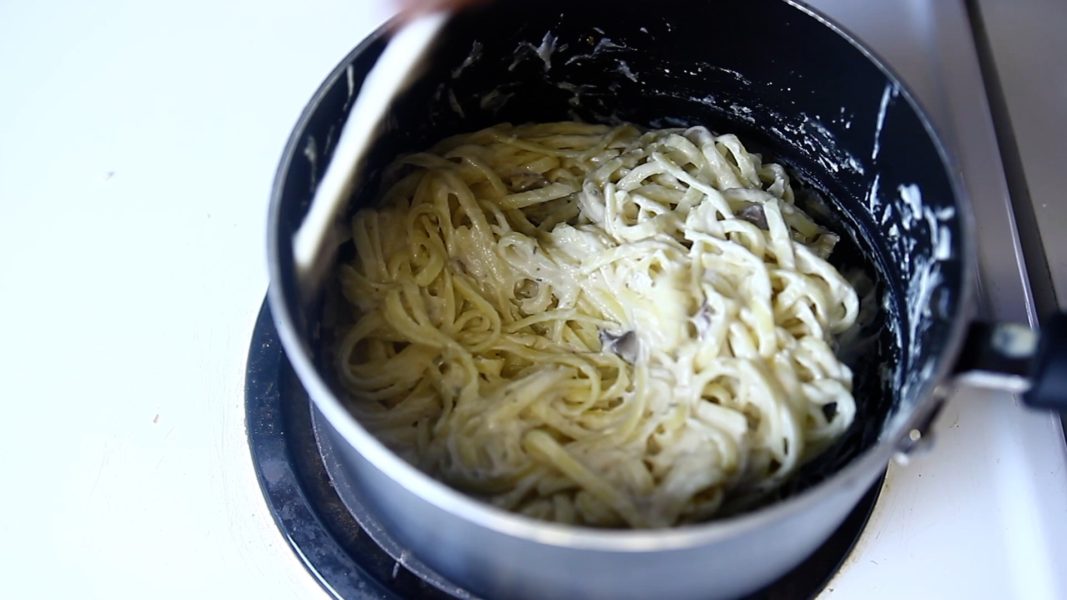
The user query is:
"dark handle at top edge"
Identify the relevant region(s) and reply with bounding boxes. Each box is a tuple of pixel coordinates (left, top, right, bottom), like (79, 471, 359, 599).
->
(954, 311, 1067, 411)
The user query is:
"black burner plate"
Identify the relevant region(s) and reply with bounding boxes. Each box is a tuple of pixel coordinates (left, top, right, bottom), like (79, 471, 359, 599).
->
(246, 300, 884, 600)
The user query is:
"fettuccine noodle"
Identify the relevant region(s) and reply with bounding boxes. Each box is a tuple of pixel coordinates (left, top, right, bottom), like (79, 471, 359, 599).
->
(332, 122, 859, 528)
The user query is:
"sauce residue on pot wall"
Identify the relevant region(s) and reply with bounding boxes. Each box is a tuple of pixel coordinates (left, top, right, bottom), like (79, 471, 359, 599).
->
(442, 27, 868, 180)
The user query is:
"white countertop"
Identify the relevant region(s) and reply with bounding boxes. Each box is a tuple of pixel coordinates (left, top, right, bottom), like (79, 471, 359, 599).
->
(0, 1, 388, 596)
(2, 1, 1064, 599)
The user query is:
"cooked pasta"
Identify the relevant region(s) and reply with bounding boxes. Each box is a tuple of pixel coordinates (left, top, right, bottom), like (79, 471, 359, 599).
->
(331, 121, 859, 528)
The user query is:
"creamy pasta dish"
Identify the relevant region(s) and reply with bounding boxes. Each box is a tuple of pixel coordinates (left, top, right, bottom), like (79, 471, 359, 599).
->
(331, 121, 859, 528)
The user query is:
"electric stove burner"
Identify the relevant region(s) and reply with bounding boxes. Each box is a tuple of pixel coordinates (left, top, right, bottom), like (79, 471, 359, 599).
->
(246, 300, 884, 599)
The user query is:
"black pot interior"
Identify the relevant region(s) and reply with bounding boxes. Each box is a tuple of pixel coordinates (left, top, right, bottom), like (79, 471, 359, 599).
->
(272, 0, 966, 513)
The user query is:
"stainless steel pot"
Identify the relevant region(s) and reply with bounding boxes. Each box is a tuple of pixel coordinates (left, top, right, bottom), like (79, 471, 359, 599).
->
(266, 1, 1067, 598)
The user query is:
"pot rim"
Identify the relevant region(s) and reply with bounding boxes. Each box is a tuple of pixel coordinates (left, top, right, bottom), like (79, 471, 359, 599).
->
(266, 0, 978, 552)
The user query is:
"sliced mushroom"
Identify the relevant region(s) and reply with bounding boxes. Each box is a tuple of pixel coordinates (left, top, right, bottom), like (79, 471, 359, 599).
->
(599, 329, 640, 363)
(737, 203, 768, 230)
(691, 303, 713, 338)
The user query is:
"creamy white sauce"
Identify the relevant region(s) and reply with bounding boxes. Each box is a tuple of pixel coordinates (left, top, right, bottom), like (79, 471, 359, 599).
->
(867, 173, 882, 213)
(616, 60, 638, 82)
(303, 135, 318, 189)
(451, 40, 483, 79)
(871, 83, 898, 162)
(508, 32, 559, 72)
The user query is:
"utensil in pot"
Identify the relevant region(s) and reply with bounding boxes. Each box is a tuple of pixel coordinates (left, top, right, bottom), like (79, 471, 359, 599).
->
(292, 11, 448, 302)
(267, 1, 1067, 598)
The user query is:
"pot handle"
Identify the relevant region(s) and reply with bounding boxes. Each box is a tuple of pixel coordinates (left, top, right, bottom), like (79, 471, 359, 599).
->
(954, 311, 1067, 410)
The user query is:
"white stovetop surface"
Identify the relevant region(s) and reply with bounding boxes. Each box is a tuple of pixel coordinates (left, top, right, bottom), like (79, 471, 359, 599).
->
(1, 1, 1064, 598)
